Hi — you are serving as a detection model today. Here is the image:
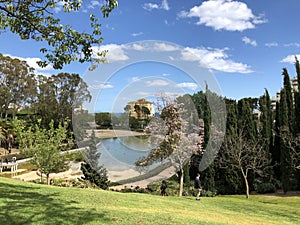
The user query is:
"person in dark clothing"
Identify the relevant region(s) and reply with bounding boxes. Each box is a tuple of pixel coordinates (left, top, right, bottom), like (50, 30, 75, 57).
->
(160, 180, 167, 196)
(194, 173, 202, 200)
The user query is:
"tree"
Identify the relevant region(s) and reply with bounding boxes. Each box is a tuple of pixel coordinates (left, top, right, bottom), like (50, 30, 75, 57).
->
(217, 99, 244, 194)
(34, 74, 58, 126)
(279, 69, 294, 193)
(280, 131, 300, 170)
(220, 128, 271, 198)
(136, 94, 202, 196)
(141, 106, 151, 120)
(258, 90, 274, 182)
(0, 53, 37, 118)
(33, 72, 91, 129)
(95, 112, 112, 129)
(0, 0, 118, 69)
(134, 104, 141, 119)
(294, 57, 300, 134)
(53, 73, 91, 123)
(282, 68, 294, 131)
(81, 130, 109, 189)
(124, 105, 131, 114)
(14, 118, 70, 184)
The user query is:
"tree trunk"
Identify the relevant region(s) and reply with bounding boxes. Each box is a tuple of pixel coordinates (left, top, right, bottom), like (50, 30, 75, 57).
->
(179, 168, 184, 197)
(241, 168, 250, 198)
(46, 174, 50, 185)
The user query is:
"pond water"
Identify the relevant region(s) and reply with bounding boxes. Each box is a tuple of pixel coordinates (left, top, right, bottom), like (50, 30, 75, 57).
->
(97, 136, 153, 171)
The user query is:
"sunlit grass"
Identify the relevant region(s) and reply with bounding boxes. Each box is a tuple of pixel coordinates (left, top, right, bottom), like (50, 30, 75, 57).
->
(0, 177, 299, 225)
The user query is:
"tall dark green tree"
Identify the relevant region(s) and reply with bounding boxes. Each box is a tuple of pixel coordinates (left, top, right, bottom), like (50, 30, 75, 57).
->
(278, 68, 297, 193)
(237, 98, 257, 141)
(201, 89, 215, 192)
(217, 99, 243, 194)
(282, 68, 294, 132)
(258, 89, 274, 182)
(294, 57, 300, 135)
(81, 130, 109, 189)
(279, 88, 292, 193)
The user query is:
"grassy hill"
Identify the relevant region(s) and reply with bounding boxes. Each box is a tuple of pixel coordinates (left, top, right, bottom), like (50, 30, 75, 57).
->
(0, 177, 299, 225)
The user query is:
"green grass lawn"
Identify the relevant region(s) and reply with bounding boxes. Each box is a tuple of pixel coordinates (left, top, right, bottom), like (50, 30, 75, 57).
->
(0, 177, 299, 225)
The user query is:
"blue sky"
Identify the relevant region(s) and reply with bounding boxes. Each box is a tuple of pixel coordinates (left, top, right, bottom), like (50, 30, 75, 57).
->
(1, 0, 300, 112)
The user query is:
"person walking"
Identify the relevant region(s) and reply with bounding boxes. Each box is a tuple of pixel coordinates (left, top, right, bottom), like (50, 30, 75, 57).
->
(194, 173, 202, 200)
(160, 180, 168, 196)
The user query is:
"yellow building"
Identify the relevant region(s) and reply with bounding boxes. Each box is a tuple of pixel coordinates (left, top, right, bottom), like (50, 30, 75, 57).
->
(126, 98, 154, 119)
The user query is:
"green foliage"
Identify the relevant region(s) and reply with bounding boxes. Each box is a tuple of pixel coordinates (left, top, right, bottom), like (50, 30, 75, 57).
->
(0, 53, 37, 118)
(81, 130, 109, 189)
(0, 0, 118, 69)
(64, 151, 85, 162)
(13, 118, 71, 184)
(95, 112, 112, 129)
(253, 180, 276, 194)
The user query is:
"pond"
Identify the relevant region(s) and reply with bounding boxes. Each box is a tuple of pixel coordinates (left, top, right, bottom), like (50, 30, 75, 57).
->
(97, 136, 153, 171)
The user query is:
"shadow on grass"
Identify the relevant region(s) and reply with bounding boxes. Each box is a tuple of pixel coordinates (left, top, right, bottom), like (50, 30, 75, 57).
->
(0, 181, 110, 225)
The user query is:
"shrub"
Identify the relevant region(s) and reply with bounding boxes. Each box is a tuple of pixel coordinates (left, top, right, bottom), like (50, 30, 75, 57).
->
(254, 181, 276, 194)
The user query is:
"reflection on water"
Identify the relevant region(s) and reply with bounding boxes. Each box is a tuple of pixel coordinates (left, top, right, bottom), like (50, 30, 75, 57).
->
(97, 136, 154, 171)
(119, 135, 152, 151)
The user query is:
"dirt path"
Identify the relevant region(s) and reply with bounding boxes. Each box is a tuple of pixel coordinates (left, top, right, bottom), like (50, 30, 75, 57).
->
(110, 166, 177, 190)
(14, 162, 82, 181)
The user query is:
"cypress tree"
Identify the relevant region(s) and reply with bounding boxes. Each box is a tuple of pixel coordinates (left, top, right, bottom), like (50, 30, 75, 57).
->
(273, 102, 281, 181)
(294, 57, 300, 134)
(294, 57, 300, 189)
(237, 98, 256, 141)
(258, 90, 274, 181)
(279, 88, 292, 193)
(81, 130, 109, 189)
(201, 88, 215, 192)
(282, 68, 294, 132)
(216, 99, 243, 194)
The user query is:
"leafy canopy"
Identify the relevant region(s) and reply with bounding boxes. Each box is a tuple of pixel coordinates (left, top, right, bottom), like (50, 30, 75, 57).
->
(0, 0, 118, 69)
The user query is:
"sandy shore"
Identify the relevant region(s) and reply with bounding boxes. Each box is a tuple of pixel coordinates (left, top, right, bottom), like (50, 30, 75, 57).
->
(90, 129, 146, 139)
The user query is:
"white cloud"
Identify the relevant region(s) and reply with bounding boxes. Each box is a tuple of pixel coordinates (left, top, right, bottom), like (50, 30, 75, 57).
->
(265, 42, 278, 47)
(134, 91, 152, 96)
(146, 80, 170, 87)
(87, 0, 101, 9)
(143, 3, 159, 11)
(90, 42, 252, 74)
(89, 83, 113, 90)
(92, 44, 129, 62)
(161, 0, 170, 11)
(153, 42, 179, 51)
(143, 0, 170, 11)
(129, 43, 146, 51)
(4, 54, 53, 73)
(53, 1, 65, 13)
(131, 32, 143, 37)
(131, 77, 141, 82)
(242, 36, 257, 46)
(177, 82, 198, 91)
(181, 47, 253, 73)
(284, 43, 300, 48)
(178, 0, 267, 31)
(280, 55, 300, 64)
